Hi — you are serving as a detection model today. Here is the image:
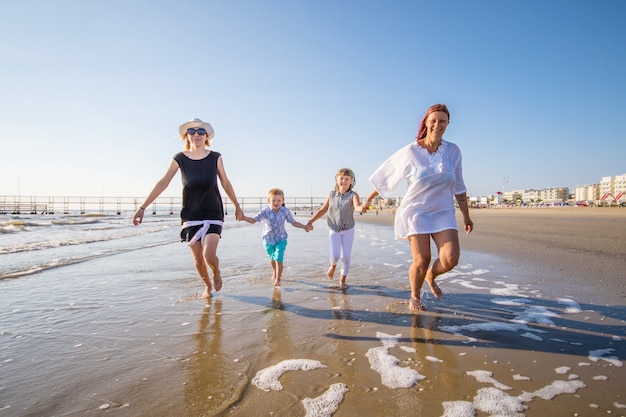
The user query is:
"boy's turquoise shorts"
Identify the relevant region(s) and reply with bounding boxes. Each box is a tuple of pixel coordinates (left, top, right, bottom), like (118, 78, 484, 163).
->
(264, 240, 287, 262)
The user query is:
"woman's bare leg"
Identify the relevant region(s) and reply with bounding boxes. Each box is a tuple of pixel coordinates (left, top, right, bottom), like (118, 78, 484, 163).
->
(202, 233, 222, 292)
(190, 242, 212, 298)
(425, 229, 460, 299)
(407, 234, 432, 310)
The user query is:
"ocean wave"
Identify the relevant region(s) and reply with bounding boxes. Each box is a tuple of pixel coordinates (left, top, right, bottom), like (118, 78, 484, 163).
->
(0, 217, 100, 233)
(0, 225, 173, 255)
(0, 219, 54, 233)
(51, 218, 103, 226)
(0, 224, 24, 234)
(0, 240, 176, 280)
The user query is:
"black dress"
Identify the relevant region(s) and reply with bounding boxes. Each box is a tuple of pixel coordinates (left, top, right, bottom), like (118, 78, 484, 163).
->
(173, 151, 224, 241)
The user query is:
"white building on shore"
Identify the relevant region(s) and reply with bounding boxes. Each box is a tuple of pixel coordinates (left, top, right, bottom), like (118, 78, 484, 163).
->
(470, 173, 625, 207)
(574, 183, 599, 202)
(574, 173, 625, 204)
(541, 187, 570, 204)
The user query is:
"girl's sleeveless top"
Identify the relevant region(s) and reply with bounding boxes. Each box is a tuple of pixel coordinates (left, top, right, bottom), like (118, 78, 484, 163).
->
(326, 190, 355, 232)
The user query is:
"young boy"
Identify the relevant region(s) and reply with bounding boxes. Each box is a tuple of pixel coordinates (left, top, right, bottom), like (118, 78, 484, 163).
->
(241, 188, 308, 286)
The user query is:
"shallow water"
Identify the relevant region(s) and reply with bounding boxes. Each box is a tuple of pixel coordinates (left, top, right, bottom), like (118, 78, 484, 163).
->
(0, 214, 624, 416)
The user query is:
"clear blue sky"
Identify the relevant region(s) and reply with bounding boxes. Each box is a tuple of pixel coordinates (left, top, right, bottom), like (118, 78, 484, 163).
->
(1, 0, 624, 200)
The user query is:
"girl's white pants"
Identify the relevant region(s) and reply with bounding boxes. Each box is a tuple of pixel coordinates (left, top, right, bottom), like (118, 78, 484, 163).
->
(328, 227, 355, 276)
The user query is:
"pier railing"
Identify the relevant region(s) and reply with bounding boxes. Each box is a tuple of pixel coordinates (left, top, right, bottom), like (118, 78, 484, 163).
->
(0, 195, 328, 216)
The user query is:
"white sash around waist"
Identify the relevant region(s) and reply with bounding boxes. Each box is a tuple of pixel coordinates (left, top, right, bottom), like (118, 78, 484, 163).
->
(182, 220, 224, 246)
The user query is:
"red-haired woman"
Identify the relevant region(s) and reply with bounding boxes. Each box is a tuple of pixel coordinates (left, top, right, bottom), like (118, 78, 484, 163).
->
(364, 104, 473, 311)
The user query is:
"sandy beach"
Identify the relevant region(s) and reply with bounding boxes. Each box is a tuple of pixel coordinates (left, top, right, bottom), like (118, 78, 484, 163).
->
(1, 207, 624, 417)
(358, 206, 626, 305)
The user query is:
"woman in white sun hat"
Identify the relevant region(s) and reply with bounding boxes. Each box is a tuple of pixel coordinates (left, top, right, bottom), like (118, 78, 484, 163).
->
(133, 118, 243, 298)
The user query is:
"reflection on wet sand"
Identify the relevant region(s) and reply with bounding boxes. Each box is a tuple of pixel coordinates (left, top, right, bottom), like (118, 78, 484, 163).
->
(409, 313, 470, 402)
(182, 299, 247, 416)
(265, 288, 293, 360)
(329, 290, 354, 321)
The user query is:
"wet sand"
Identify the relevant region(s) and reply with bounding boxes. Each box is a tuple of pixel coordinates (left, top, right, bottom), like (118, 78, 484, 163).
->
(1, 208, 625, 416)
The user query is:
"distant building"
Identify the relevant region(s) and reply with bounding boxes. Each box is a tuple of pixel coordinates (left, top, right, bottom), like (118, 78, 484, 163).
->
(615, 174, 626, 199)
(521, 189, 541, 203)
(574, 173, 625, 204)
(502, 189, 523, 203)
(541, 187, 569, 204)
(599, 173, 626, 202)
(574, 183, 599, 202)
(600, 176, 614, 199)
(470, 173, 624, 207)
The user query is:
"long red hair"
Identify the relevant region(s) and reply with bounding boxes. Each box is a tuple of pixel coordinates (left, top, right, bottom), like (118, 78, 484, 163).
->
(416, 104, 450, 141)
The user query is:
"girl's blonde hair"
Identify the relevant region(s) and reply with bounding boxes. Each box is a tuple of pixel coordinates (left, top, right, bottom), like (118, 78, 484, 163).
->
(334, 168, 356, 192)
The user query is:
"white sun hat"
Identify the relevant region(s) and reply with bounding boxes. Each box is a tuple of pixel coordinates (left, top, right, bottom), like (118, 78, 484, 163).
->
(178, 118, 215, 140)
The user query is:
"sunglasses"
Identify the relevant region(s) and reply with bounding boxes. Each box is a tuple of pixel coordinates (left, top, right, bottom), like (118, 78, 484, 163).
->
(187, 128, 207, 136)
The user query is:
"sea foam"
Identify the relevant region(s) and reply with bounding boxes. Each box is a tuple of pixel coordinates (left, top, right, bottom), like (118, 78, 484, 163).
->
(302, 383, 348, 417)
(252, 359, 326, 392)
(365, 332, 425, 389)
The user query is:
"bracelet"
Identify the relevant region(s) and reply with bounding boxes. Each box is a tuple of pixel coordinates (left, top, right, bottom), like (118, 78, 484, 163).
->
(139, 207, 146, 211)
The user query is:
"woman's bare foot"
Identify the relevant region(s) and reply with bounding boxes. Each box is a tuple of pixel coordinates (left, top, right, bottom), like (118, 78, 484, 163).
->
(409, 297, 426, 312)
(274, 279, 281, 287)
(327, 265, 336, 280)
(200, 285, 212, 299)
(200, 277, 213, 298)
(425, 275, 442, 299)
(213, 271, 223, 292)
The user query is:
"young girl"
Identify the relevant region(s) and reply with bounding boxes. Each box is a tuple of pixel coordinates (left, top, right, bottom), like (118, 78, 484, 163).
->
(307, 168, 367, 289)
(241, 188, 308, 287)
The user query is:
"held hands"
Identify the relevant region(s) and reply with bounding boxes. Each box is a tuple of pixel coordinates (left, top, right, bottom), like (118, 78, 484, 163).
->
(132, 208, 145, 226)
(234, 206, 244, 221)
(305, 222, 313, 232)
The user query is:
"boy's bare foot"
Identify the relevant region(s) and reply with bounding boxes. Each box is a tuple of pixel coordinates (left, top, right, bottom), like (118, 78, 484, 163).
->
(327, 265, 336, 280)
(213, 271, 223, 292)
(409, 297, 426, 312)
(425, 275, 442, 299)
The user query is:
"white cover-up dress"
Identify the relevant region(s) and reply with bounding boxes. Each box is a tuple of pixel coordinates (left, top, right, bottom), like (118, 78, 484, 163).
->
(369, 140, 467, 240)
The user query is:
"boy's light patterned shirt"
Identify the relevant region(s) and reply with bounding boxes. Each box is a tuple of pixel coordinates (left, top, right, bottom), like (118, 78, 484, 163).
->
(253, 206, 296, 245)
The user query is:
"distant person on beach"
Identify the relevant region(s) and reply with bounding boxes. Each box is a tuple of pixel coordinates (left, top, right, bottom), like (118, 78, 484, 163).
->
(306, 168, 368, 289)
(240, 188, 308, 287)
(132, 118, 243, 298)
(364, 104, 473, 311)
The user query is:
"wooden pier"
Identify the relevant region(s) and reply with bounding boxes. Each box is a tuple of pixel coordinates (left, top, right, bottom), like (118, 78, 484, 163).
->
(0, 196, 326, 216)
